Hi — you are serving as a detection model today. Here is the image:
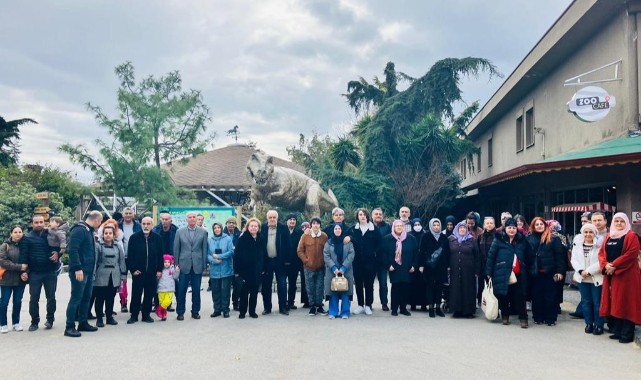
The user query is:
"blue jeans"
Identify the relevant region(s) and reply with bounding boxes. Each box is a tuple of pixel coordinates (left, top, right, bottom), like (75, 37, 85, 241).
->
(65, 271, 94, 328)
(377, 266, 389, 306)
(329, 293, 350, 317)
(261, 259, 287, 312)
(0, 284, 26, 326)
(177, 270, 202, 315)
(578, 282, 603, 327)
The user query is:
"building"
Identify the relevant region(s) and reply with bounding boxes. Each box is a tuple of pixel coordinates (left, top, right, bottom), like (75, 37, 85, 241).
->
(163, 143, 304, 209)
(458, 0, 641, 234)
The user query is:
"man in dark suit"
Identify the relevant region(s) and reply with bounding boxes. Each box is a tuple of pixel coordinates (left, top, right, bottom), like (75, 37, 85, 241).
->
(174, 211, 208, 320)
(285, 213, 307, 310)
(261, 210, 292, 315)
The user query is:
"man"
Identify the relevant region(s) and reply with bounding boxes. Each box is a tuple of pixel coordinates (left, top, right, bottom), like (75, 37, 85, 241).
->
(591, 211, 608, 240)
(20, 215, 60, 332)
(399, 206, 412, 232)
(64, 211, 103, 337)
(297, 217, 328, 316)
(261, 210, 292, 315)
(372, 208, 391, 311)
(196, 214, 205, 229)
(174, 212, 208, 320)
(126, 217, 163, 324)
(285, 213, 307, 309)
(152, 211, 178, 256)
(322, 208, 351, 243)
(118, 207, 142, 313)
(477, 216, 496, 306)
(496, 211, 513, 232)
(225, 217, 242, 310)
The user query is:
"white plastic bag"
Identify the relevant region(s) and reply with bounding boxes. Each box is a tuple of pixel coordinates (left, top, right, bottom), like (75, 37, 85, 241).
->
(481, 279, 499, 321)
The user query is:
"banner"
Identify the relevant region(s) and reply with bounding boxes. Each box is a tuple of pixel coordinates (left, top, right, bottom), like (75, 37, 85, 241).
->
(161, 207, 236, 230)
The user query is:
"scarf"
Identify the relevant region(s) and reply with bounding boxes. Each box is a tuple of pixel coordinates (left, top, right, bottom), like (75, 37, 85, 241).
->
(330, 224, 344, 264)
(428, 218, 441, 241)
(608, 212, 631, 239)
(391, 220, 407, 265)
(453, 221, 472, 243)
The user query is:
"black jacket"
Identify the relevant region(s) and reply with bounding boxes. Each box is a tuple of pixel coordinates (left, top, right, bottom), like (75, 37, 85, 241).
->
(19, 229, 56, 273)
(477, 230, 496, 265)
(67, 222, 98, 273)
(261, 223, 292, 266)
(383, 234, 418, 283)
(419, 232, 450, 271)
(485, 231, 533, 296)
(126, 231, 163, 276)
(374, 221, 391, 266)
(234, 231, 265, 286)
(526, 232, 566, 275)
(350, 224, 381, 268)
(288, 228, 304, 267)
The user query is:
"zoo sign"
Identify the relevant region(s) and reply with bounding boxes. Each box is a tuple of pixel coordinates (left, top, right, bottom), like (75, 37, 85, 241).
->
(567, 86, 616, 122)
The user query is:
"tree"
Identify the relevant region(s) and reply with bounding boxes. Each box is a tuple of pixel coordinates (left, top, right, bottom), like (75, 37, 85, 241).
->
(60, 62, 214, 206)
(0, 179, 39, 238)
(0, 116, 37, 166)
(328, 137, 360, 172)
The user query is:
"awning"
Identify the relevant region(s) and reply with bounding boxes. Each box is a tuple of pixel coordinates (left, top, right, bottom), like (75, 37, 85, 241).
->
(552, 202, 616, 213)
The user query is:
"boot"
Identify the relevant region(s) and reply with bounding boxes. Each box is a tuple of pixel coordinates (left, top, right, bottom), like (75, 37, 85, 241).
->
(520, 320, 528, 329)
(96, 317, 105, 328)
(428, 307, 435, 318)
(502, 314, 510, 325)
(435, 305, 445, 317)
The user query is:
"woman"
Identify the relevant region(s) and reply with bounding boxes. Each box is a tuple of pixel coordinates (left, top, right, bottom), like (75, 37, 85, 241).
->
(324, 224, 355, 319)
(466, 212, 483, 239)
(570, 223, 604, 335)
(90, 218, 126, 318)
(485, 218, 533, 328)
(93, 225, 126, 327)
(514, 214, 529, 235)
(419, 218, 449, 318)
(408, 218, 427, 311)
(598, 213, 641, 343)
(349, 208, 380, 316)
(448, 221, 480, 318)
(384, 220, 418, 316)
(208, 222, 234, 318)
(233, 218, 265, 319)
(0, 226, 28, 333)
(526, 217, 566, 326)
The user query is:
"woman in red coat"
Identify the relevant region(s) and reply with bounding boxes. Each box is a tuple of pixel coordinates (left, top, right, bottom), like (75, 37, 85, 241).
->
(598, 212, 641, 344)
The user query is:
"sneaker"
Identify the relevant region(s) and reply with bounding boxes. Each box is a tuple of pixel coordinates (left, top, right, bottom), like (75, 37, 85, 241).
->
(28, 324, 38, 332)
(44, 321, 53, 329)
(316, 306, 328, 316)
(364, 306, 373, 315)
(382, 304, 390, 311)
(77, 323, 98, 332)
(12, 324, 23, 332)
(64, 327, 81, 338)
(328, 315, 335, 319)
(353, 306, 365, 315)
(121, 305, 128, 313)
(308, 306, 317, 316)
(341, 315, 349, 319)
(0, 325, 8, 333)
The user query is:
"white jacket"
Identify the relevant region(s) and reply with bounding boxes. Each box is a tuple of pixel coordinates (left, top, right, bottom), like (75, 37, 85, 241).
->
(571, 235, 603, 286)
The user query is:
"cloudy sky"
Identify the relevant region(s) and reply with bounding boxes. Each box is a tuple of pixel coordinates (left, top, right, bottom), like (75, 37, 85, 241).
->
(1, 0, 572, 183)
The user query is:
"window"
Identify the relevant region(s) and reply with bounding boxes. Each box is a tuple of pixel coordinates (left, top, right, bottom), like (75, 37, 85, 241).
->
(477, 148, 481, 173)
(460, 158, 467, 179)
(516, 115, 524, 152)
(525, 107, 535, 148)
(488, 138, 493, 167)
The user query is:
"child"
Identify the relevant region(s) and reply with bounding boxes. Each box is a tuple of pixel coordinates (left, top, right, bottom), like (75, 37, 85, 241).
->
(47, 216, 68, 275)
(157, 255, 180, 321)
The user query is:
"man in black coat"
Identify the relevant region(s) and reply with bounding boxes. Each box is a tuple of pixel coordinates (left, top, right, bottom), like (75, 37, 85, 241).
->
(126, 217, 163, 324)
(20, 215, 59, 331)
(372, 208, 391, 311)
(64, 211, 103, 337)
(261, 210, 292, 315)
(285, 213, 307, 310)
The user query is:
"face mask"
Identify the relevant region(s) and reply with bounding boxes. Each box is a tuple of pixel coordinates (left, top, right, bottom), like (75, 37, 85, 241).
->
(413, 226, 423, 232)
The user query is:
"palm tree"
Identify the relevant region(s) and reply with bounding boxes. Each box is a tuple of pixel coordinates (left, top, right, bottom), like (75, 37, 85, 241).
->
(0, 116, 37, 166)
(328, 137, 361, 172)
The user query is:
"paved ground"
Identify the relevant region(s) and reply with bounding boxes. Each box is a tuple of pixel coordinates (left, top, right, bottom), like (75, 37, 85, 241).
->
(1, 276, 640, 379)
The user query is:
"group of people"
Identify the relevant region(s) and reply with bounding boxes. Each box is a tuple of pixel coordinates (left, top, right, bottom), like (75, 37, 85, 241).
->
(0, 205, 639, 343)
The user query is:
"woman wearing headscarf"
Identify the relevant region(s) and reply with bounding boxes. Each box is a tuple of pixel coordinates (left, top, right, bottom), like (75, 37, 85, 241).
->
(349, 208, 380, 316)
(598, 213, 641, 343)
(324, 224, 355, 319)
(448, 221, 480, 318)
(383, 220, 418, 316)
(409, 218, 427, 311)
(444, 216, 456, 237)
(485, 218, 533, 328)
(570, 223, 604, 335)
(419, 218, 449, 317)
(526, 217, 566, 326)
(207, 222, 234, 318)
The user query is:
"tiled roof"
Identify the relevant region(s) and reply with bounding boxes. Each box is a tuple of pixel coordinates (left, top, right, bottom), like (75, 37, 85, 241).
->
(162, 144, 305, 191)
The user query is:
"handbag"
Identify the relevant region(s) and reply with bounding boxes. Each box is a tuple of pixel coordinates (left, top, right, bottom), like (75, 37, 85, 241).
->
(481, 279, 499, 320)
(509, 256, 517, 284)
(331, 272, 349, 292)
(426, 247, 443, 268)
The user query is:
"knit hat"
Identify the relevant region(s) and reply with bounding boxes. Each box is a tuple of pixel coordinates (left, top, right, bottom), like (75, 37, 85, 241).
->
(163, 254, 173, 262)
(504, 218, 518, 228)
(301, 222, 311, 230)
(286, 213, 297, 221)
(226, 217, 237, 224)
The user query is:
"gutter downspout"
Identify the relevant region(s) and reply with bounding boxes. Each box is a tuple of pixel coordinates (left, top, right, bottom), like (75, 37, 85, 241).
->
(628, 3, 641, 131)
